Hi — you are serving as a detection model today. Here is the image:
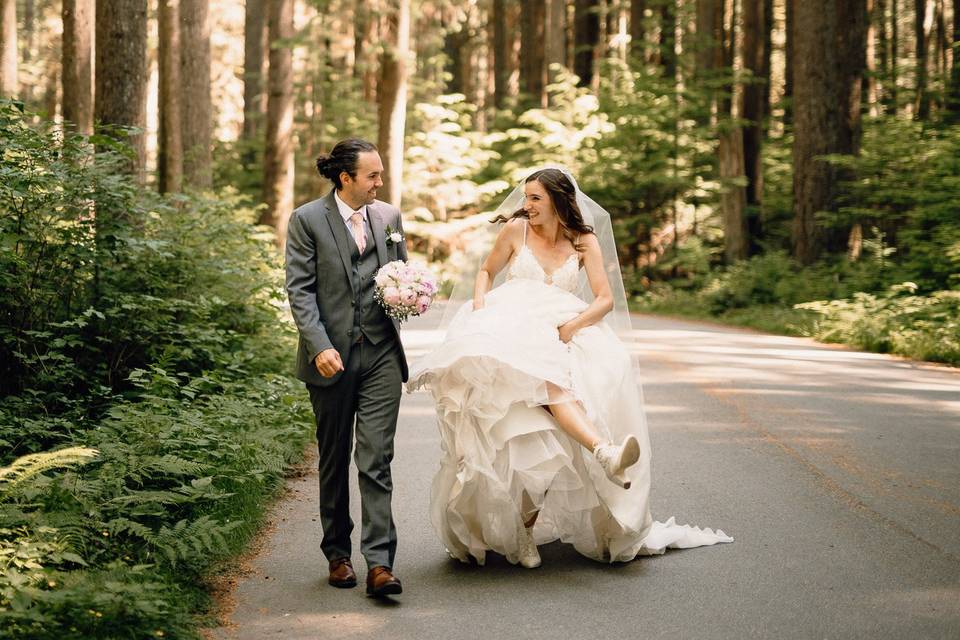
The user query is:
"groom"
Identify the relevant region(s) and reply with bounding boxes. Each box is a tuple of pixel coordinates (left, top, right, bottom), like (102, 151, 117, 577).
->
(285, 138, 408, 597)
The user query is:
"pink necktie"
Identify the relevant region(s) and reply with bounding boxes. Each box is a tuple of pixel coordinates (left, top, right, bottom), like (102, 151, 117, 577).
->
(349, 211, 366, 253)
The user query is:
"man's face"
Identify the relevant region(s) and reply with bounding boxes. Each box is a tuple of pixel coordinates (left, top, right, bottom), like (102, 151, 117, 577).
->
(340, 151, 384, 207)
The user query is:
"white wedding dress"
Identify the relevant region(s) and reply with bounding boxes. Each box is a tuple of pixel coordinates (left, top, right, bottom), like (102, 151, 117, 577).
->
(407, 223, 732, 564)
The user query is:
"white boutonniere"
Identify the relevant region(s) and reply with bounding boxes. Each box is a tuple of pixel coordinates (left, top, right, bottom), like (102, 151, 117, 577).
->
(385, 225, 404, 247)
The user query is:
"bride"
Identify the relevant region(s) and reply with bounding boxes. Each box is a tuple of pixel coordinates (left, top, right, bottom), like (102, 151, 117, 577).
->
(407, 167, 732, 568)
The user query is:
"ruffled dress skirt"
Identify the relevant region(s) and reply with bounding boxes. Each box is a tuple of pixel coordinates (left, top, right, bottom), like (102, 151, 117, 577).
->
(407, 278, 732, 564)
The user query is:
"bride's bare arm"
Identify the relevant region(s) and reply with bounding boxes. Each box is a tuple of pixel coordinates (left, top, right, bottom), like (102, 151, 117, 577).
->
(473, 220, 520, 309)
(558, 234, 614, 343)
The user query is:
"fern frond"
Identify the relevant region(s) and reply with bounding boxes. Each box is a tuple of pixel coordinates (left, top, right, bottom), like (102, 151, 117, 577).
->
(0, 447, 99, 495)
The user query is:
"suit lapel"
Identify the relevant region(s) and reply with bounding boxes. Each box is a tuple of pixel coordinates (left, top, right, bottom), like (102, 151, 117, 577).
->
(368, 205, 389, 267)
(321, 191, 357, 296)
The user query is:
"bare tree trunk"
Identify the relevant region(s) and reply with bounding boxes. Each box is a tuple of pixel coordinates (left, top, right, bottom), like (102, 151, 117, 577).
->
(946, 0, 960, 121)
(915, 0, 928, 118)
(719, 0, 748, 262)
(575, 0, 600, 87)
(865, 0, 878, 115)
(0, 0, 16, 97)
(743, 0, 765, 212)
(763, 0, 773, 127)
(243, 0, 267, 145)
(521, 0, 546, 106)
(493, 0, 510, 107)
(877, 0, 889, 111)
(784, 0, 794, 124)
(792, 0, 867, 264)
(180, 0, 212, 189)
(631, 0, 647, 59)
(158, 0, 183, 193)
(261, 0, 294, 243)
(377, 0, 410, 207)
(660, 0, 677, 79)
(95, 0, 148, 177)
(545, 0, 566, 88)
(891, 0, 899, 111)
(62, 0, 93, 134)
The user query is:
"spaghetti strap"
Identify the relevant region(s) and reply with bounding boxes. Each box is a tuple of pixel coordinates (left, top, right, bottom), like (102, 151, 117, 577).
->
(522, 219, 528, 246)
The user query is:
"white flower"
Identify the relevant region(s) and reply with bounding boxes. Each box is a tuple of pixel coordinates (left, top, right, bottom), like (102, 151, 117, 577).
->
(389, 232, 403, 244)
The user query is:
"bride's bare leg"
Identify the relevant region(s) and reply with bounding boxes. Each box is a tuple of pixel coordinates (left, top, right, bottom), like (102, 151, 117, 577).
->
(542, 385, 601, 451)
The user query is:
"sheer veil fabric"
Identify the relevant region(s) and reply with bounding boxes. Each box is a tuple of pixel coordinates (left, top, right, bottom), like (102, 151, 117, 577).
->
(408, 166, 733, 564)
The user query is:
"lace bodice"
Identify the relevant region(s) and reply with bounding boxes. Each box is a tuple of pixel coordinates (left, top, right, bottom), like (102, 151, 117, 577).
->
(507, 222, 581, 293)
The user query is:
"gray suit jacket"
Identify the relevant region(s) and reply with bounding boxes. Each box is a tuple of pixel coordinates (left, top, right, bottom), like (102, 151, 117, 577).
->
(285, 189, 409, 387)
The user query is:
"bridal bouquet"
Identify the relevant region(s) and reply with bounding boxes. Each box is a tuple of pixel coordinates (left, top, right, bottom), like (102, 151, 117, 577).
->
(374, 260, 438, 322)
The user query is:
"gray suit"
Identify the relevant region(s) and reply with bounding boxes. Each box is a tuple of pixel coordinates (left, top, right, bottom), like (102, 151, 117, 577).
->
(285, 189, 408, 570)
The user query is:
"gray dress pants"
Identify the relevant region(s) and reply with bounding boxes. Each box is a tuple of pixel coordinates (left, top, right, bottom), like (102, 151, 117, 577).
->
(307, 336, 403, 570)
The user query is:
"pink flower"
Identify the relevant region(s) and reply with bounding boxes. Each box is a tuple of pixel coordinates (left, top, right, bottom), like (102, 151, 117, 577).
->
(383, 287, 401, 306)
(416, 295, 432, 314)
(400, 288, 417, 305)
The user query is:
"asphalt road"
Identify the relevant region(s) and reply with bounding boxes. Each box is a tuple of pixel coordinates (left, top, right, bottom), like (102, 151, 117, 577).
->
(213, 313, 960, 640)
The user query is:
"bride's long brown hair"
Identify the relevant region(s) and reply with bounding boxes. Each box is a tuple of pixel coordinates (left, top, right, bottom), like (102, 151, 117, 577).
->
(491, 169, 594, 251)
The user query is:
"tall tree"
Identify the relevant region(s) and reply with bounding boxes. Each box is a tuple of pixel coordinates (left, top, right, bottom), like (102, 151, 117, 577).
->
(493, 0, 510, 107)
(945, 0, 960, 121)
(378, 0, 411, 206)
(915, 0, 930, 118)
(180, 0, 212, 189)
(62, 0, 93, 134)
(659, 0, 677, 79)
(243, 0, 267, 145)
(719, 0, 748, 262)
(545, 0, 566, 88)
(742, 0, 765, 214)
(261, 0, 294, 243)
(792, 0, 868, 264)
(520, 0, 546, 106)
(355, 3, 378, 102)
(0, 0, 16, 97)
(95, 0, 148, 177)
(574, 0, 600, 87)
(158, 0, 183, 193)
(784, 0, 794, 124)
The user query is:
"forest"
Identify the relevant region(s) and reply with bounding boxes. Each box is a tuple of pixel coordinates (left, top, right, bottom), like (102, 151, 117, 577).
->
(0, 0, 958, 637)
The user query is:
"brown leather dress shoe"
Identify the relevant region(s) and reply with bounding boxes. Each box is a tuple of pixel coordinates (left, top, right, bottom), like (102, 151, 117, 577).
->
(365, 566, 402, 597)
(328, 558, 357, 588)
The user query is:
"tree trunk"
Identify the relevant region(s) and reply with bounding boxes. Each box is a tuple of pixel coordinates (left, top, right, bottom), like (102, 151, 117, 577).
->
(877, 0, 888, 111)
(660, 0, 677, 79)
(763, 0, 773, 127)
(865, 0, 878, 115)
(377, 0, 410, 207)
(521, 0, 546, 106)
(915, 0, 929, 118)
(891, 0, 899, 111)
(243, 0, 267, 144)
(493, 0, 510, 107)
(784, 0, 794, 124)
(574, 0, 600, 87)
(158, 0, 183, 193)
(631, 0, 647, 59)
(791, 0, 867, 264)
(261, 0, 294, 243)
(95, 0, 148, 177)
(62, 0, 93, 134)
(0, 0, 16, 97)
(719, 130, 749, 262)
(545, 0, 566, 88)
(945, 0, 960, 121)
(743, 0, 765, 212)
(180, 0, 212, 189)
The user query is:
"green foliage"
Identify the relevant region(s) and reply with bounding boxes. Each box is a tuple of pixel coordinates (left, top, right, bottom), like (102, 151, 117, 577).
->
(0, 101, 314, 638)
(797, 284, 960, 365)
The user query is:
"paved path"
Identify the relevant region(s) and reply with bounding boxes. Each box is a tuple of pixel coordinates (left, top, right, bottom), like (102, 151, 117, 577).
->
(213, 314, 960, 640)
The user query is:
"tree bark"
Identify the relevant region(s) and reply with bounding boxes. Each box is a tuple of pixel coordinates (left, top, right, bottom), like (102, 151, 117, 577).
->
(915, 0, 929, 118)
(574, 0, 600, 87)
(0, 0, 16, 97)
(261, 0, 294, 243)
(377, 0, 410, 207)
(95, 0, 148, 177)
(784, 0, 794, 124)
(865, 0, 878, 115)
(243, 0, 267, 144)
(158, 0, 183, 193)
(945, 0, 960, 121)
(660, 0, 677, 79)
(493, 0, 510, 107)
(719, 129, 749, 262)
(791, 0, 867, 264)
(62, 0, 94, 134)
(521, 0, 546, 106)
(545, 0, 566, 88)
(743, 0, 765, 211)
(180, 0, 212, 189)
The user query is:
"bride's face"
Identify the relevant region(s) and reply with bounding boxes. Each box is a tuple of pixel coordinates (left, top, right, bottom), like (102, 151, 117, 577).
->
(523, 181, 557, 226)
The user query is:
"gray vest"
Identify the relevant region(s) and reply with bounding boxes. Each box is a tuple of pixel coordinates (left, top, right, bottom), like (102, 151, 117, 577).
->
(349, 218, 394, 345)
